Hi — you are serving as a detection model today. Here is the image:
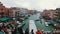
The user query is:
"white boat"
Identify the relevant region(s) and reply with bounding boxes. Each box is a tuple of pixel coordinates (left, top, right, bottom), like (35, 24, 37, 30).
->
(29, 20, 37, 34)
(45, 22, 49, 26)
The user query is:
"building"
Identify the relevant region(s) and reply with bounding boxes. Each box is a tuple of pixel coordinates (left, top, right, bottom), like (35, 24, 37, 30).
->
(56, 8, 60, 19)
(28, 10, 38, 14)
(42, 9, 57, 19)
(19, 8, 29, 15)
(9, 7, 20, 18)
(0, 2, 9, 18)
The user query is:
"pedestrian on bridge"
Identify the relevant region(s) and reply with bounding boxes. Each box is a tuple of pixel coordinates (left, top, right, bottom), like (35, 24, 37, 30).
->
(36, 29, 43, 34)
(18, 27, 23, 34)
(25, 28, 29, 34)
(31, 29, 34, 34)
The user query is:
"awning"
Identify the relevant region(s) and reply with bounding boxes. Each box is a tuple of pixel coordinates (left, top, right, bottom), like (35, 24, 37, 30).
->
(0, 17, 10, 22)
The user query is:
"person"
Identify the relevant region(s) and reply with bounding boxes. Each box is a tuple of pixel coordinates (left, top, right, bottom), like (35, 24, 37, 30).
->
(0, 31, 5, 34)
(0, 27, 5, 34)
(52, 28, 57, 34)
(12, 28, 17, 34)
(36, 29, 42, 34)
(25, 28, 29, 34)
(7, 26, 12, 34)
(18, 27, 23, 34)
(2, 26, 8, 34)
(31, 29, 34, 34)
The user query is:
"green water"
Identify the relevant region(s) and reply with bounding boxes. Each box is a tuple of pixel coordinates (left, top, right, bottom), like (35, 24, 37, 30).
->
(22, 14, 53, 32)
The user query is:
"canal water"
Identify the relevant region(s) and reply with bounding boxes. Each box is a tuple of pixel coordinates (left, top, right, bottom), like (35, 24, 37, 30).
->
(22, 13, 53, 33)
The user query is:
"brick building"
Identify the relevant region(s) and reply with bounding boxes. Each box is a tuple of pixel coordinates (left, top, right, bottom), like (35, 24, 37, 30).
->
(56, 8, 60, 19)
(9, 7, 20, 18)
(42, 9, 57, 19)
(0, 2, 9, 18)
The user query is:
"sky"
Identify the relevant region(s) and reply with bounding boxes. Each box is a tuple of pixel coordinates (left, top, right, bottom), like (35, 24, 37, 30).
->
(0, 0, 60, 11)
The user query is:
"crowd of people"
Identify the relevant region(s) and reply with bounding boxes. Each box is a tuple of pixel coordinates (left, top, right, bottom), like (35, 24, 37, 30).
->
(30, 29, 60, 34)
(0, 20, 17, 34)
(0, 18, 59, 34)
(0, 18, 45, 34)
(0, 17, 28, 34)
(0, 18, 24, 34)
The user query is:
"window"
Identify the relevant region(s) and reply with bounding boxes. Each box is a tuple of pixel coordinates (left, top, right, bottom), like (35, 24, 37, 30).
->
(0, 8, 3, 10)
